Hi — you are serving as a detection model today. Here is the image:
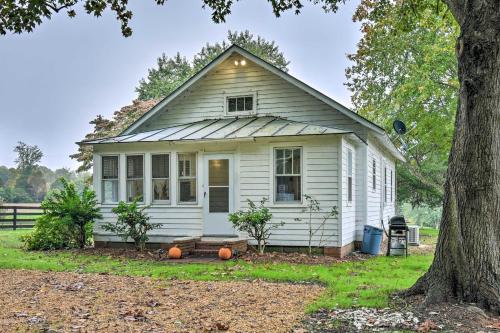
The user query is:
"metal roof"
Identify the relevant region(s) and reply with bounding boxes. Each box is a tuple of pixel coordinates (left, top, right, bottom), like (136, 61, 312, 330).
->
(81, 116, 351, 145)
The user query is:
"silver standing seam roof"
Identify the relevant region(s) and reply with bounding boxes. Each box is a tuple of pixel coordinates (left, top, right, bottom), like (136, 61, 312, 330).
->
(81, 116, 352, 145)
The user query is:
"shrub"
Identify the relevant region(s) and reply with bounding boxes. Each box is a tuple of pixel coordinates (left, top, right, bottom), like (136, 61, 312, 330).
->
(102, 200, 159, 251)
(28, 178, 101, 249)
(22, 215, 75, 250)
(228, 197, 283, 254)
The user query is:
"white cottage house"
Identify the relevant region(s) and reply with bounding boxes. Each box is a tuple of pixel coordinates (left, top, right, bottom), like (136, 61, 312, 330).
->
(82, 45, 404, 257)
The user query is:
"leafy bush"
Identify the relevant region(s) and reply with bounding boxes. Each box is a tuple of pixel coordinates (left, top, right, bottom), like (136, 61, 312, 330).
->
(228, 197, 283, 254)
(102, 200, 159, 251)
(23, 178, 101, 250)
(22, 215, 75, 250)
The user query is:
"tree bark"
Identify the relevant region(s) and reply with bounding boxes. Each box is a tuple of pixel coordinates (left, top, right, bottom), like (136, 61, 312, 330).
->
(405, 1, 500, 314)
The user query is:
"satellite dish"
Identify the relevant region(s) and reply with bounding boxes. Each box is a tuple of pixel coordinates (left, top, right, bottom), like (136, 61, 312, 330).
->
(393, 120, 407, 135)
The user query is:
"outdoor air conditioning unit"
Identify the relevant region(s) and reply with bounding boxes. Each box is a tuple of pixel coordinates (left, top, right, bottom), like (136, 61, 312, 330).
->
(407, 225, 420, 246)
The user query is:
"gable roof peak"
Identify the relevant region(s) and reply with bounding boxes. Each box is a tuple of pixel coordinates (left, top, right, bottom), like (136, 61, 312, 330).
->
(121, 43, 385, 137)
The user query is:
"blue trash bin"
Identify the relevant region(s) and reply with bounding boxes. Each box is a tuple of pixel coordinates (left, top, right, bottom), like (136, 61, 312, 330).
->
(361, 225, 383, 255)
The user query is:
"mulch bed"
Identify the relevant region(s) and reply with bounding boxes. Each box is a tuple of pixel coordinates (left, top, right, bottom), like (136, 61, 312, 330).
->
(297, 294, 500, 332)
(0, 269, 323, 333)
(239, 251, 372, 265)
(72, 247, 374, 265)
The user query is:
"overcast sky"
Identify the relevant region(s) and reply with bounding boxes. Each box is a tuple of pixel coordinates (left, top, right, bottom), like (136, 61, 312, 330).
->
(0, 0, 361, 170)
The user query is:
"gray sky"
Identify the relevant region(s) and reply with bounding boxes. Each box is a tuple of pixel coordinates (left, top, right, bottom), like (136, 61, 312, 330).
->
(0, 0, 361, 170)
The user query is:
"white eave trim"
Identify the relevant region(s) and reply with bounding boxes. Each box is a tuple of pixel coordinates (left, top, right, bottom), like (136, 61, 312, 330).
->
(121, 45, 386, 136)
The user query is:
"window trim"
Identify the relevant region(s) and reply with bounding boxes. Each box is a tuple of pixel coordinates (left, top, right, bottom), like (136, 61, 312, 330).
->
(273, 146, 303, 205)
(101, 154, 119, 204)
(224, 92, 257, 116)
(151, 153, 171, 204)
(177, 152, 198, 205)
(347, 149, 353, 203)
(126, 154, 145, 203)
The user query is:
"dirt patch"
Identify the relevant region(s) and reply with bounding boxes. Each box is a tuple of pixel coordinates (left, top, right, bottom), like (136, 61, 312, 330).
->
(0, 269, 323, 333)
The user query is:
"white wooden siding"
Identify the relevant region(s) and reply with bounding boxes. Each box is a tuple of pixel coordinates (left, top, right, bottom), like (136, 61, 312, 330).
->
(341, 138, 356, 246)
(134, 54, 366, 139)
(93, 136, 341, 247)
(360, 137, 396, 240)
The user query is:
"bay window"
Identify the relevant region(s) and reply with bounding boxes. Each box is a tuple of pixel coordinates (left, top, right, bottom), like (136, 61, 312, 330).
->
(275, 147, 301, 202)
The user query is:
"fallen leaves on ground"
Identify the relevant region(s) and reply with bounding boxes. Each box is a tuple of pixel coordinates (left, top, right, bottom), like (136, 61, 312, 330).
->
(0, 269, 323, 333)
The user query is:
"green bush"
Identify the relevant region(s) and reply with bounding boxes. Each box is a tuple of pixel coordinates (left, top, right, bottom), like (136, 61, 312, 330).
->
(22, 215, 75, 250)
(23, 178, 101, 250)
(102, 200, 159, 251)
(229, 198, 283, 254)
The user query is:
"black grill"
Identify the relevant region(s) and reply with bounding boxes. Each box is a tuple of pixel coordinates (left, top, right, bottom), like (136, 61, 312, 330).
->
(386, 216, 409, 257)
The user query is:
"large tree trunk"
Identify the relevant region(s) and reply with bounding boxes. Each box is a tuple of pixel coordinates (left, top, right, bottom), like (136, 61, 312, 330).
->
(405, 1, 500, 314)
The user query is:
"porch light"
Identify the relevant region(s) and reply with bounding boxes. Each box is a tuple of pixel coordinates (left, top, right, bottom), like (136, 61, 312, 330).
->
(234, 60, 239, 66)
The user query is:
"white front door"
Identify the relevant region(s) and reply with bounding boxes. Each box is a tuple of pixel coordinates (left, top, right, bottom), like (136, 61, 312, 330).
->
(203, 154, 235, 235)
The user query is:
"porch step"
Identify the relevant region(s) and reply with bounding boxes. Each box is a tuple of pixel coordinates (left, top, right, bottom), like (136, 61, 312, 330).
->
(195, 239, 248, 252)
(191, 249, 219, 257)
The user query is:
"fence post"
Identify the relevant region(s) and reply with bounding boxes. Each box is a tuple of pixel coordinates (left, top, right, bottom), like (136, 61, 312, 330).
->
(13, 207, 17, 231)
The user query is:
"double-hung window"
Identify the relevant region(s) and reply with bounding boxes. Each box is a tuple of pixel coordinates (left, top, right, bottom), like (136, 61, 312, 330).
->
(178, 153, 197, 203)
(384, 167, 388, 203)
(275, 147, 301, 202)
(126, 155, 144, 202)
(152, 154, 169, 202)
(372, 159, 376, 191)
(390, 169, 393, 202)
(102, 156, 118, 203)
(347, 149, 353, 202)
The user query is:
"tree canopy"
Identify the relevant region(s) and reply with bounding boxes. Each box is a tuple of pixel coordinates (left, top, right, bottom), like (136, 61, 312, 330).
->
(346, 0, 458, 208)
(136, 31, 289, 100)
(0, 0, 344, 37)
(72, 31, 290, 171)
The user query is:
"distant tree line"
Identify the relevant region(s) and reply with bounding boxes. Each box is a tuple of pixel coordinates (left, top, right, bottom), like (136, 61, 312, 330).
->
(0, 142, 90, 203)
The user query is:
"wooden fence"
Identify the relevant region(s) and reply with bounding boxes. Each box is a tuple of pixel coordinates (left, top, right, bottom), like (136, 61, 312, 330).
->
(0, 204, 43, 229)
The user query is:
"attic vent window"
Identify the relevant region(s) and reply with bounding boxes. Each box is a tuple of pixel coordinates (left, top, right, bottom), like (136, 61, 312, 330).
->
(227, 96, 253, 112)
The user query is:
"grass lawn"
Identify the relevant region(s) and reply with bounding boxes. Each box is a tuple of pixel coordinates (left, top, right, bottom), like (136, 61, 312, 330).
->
(0, 230, 434, 312)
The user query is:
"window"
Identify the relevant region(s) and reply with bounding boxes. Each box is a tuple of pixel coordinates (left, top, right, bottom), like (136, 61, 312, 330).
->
(275, 148, 301, 202)
(347, 149, 353, 202)
(152, 154, 169, 202)
(384, 167, 387, 203)
(126, 155, 144, 202)
(390, 170, 393, 202)
(102, 156, 118, 203)
(227, 95, 253, 113)
(178, 153, 197, 203)
(372, 159, 376, 190)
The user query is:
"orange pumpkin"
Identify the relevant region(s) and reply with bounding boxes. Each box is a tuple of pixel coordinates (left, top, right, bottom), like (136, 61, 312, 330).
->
(218, 247, 232, 260)
(168, 246, 182, 259)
